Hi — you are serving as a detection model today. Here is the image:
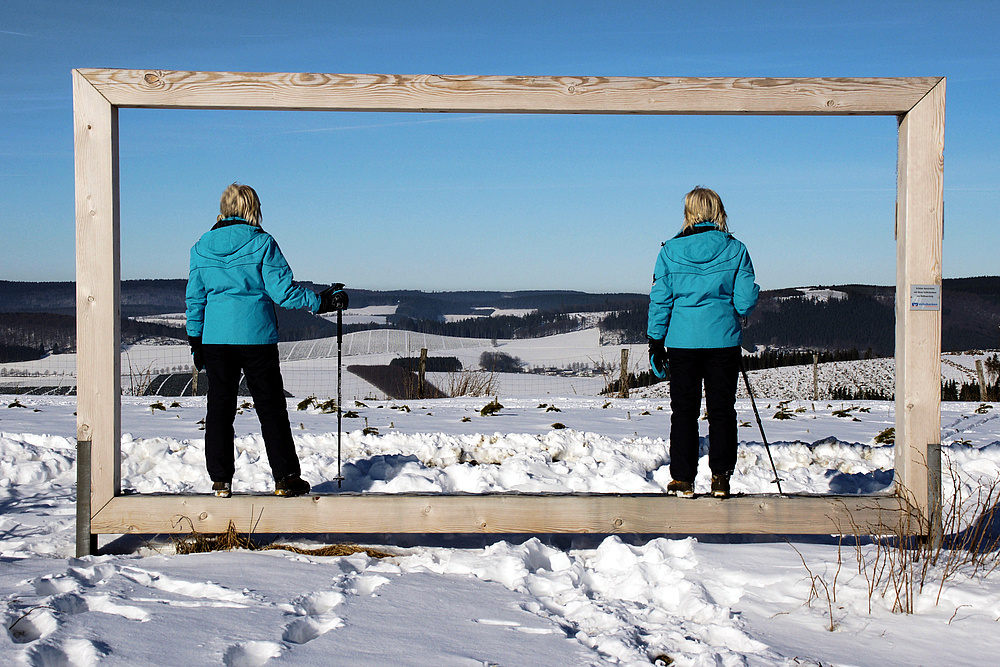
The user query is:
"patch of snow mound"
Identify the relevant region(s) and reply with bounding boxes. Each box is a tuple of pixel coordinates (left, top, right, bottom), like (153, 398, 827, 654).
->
(400, 536, 774, 665)
(0, 433, 75, 487)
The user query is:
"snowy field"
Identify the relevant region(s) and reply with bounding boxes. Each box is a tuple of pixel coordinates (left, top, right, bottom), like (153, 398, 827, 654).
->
(2, 390, 1000, 666)
(3, 327, 996, 404)
(0, 329, 643, 399)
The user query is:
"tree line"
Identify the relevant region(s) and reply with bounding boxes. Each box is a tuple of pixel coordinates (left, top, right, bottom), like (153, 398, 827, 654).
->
(0, 313, 190, 362)
(598, 294, 896, 355)
(356, 310, 588, 340)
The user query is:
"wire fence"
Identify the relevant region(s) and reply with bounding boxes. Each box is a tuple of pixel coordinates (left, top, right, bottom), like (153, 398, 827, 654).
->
(0, 334, 651, 400)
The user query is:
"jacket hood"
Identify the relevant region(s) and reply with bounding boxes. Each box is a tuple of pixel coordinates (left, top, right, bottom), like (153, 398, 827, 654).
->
(664, 227, 736, 265)
(194, 223, 264, 261)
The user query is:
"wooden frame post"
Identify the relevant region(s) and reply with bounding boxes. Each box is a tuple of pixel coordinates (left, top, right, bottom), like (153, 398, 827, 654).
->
(895, 79, 946, 536)
(74, 70, 121, 554)
(73, 71, 943, 546)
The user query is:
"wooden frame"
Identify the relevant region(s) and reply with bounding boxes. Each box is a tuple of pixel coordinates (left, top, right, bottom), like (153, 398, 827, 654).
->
(74, 71, 944, 551)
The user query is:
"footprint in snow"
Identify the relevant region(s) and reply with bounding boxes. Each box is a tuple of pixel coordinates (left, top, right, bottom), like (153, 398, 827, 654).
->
(281, 615, 344, 644)
(342, 574, 390, 597)
(223, 640, 283, 667)
(48, 592, 150, 622)
(67, 561, 117, 587)
(24, 637, 107, 667)
(118, 566, 253, 605)
(6, 606, 60, 644)
(31, 574, 80, 596)
(290, 590, 344, 616)
(29, 561, 116, 598)
(48, 593, 89, 615)
(281, 591, 346, 644)
(474, 618, 559, 635)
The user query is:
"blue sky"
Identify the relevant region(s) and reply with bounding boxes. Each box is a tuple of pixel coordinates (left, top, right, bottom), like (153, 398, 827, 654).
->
(2, 1, 997, 292)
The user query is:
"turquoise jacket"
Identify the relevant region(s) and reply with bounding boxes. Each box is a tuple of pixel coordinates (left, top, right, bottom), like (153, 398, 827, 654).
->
(186, 219, 321, 345)
(647, 222, 760, 349)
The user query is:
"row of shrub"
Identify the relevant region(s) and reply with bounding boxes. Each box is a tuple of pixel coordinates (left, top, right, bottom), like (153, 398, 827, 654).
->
(826, 380, 1000, 402)
(389, 356, 463, 373)
(942, 379, 1000, 402)
(387, 351, 526, 374)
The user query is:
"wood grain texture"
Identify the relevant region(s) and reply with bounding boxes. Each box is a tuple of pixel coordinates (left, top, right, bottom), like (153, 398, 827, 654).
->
(73, 67, 946, 540)
(79, 69, 941, 115)
(91, 493, 914, 536)
(895, 79, 945, 528)
(74, 70, 121, 514)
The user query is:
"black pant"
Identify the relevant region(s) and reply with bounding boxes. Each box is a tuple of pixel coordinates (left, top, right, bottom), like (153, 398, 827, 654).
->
(202, 344, 300, 483)
(667, 346, 741, 482)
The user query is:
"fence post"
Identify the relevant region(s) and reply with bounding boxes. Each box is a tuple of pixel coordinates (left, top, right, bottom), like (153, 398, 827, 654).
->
(976, 360, 987, 402)
(418, 348, 427, 399)
(619, 348, 629, 399)
(813, 353, 819, 401)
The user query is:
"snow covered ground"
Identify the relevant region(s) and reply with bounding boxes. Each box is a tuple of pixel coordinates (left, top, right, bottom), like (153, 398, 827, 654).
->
(4, 327, 996, 404)
(2, 390, 999, 666)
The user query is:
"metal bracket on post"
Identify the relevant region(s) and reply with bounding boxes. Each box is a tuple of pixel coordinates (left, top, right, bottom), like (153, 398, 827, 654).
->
(76, 439, 97, 556)
(927, 441, 943, 549)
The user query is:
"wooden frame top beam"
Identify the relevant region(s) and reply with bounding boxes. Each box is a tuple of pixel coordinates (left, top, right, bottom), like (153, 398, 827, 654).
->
(77, 69, 941, 115)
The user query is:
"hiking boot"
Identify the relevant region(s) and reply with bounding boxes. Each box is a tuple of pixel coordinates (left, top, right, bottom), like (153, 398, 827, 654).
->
(274, 474, 310, 497)
(666, 479, 694, 498)
(212, 481, 232, 498)
(711, 474, 730, 499)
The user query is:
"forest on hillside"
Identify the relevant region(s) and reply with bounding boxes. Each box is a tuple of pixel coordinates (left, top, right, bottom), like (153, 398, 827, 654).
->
(1, 277, 998, 362)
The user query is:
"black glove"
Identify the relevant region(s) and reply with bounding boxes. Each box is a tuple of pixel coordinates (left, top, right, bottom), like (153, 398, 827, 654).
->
(648, 336, 668, 380)
(317, 283, 349, 314)
(189, 336, 204, 371)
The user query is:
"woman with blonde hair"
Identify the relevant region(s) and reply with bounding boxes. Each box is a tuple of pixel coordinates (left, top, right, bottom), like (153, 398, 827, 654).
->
(647, 187, 760, 498)
(186, 183, 347, 497)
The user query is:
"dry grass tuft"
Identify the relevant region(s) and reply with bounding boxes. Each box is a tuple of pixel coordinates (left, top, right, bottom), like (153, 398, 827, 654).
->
(445, 368, 497, 397)
(173, 520, 393, 559)
(795, 458, 1000, 621)
(262, 543, 394, 559)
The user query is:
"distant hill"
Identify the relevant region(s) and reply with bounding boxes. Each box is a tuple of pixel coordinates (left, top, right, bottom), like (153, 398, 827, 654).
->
(595, 278, 1000, 356)
(0, 277, 998, 358)
(745, 278, 1000, 354)
(0, 281, 642, 318)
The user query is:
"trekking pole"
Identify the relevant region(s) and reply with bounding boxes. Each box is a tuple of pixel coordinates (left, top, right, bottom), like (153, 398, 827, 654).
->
(336, 295, 344, 488)
(740, 355, 784, 494)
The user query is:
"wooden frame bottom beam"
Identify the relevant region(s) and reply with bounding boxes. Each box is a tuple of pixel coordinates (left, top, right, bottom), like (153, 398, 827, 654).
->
(92, 493, 914, 536)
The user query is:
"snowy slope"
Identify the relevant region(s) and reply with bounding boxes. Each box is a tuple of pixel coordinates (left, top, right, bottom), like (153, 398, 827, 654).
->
(2, 393, 1000, 665)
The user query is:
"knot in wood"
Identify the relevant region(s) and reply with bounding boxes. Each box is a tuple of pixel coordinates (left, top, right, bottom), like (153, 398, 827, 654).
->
(143, 71, 164, 88)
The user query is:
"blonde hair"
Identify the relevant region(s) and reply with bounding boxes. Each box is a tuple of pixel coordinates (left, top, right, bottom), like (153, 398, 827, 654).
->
(681, 186, 728, 233)
(218, 183, 262, 226)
